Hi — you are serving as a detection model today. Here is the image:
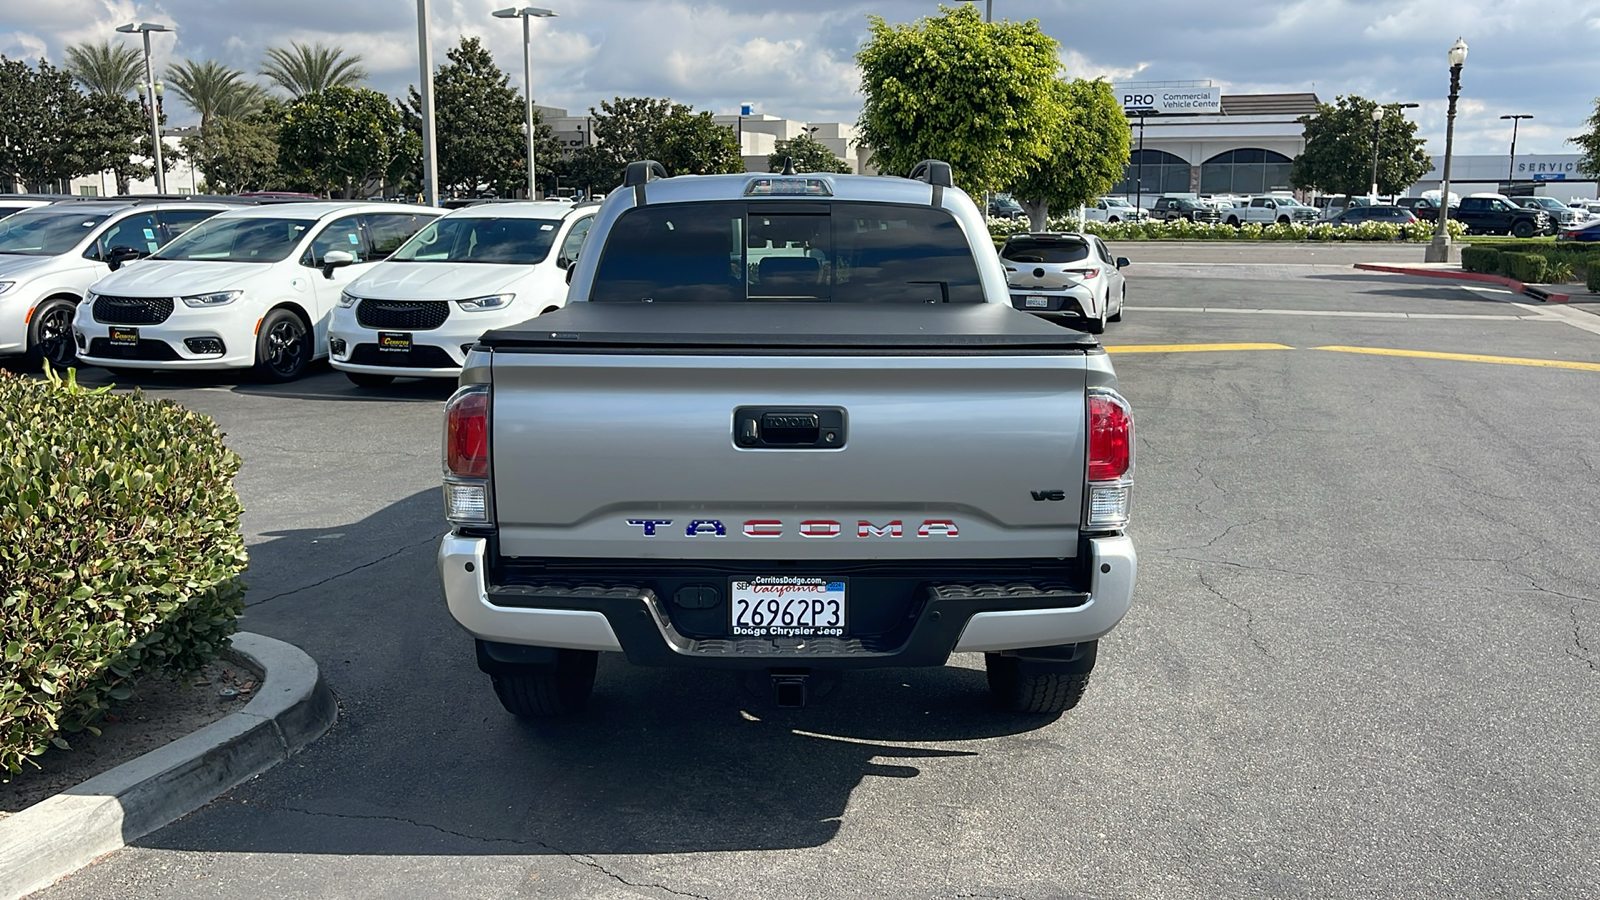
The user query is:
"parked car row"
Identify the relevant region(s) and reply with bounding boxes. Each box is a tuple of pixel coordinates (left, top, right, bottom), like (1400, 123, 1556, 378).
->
(0, 195, 596, 385)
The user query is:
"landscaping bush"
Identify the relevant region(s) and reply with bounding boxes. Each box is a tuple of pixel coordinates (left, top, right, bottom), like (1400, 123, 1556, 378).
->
(0, 367, 247, 777)
(1499, 252, 1549, 284)
(1590, 264, 1600, 294)
(1460, 246, 1502, 274)
(987, 215, 1467, 242)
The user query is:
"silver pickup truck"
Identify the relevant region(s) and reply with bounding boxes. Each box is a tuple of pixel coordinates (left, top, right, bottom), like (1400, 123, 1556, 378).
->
(438, 160, 1137, 718)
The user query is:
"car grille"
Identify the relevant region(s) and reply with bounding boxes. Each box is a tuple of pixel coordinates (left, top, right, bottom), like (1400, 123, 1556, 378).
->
(93, 295, 174, 325)
(348, 343, 459, 368)
(87, 338, 180, 361)
(356, 299, 450, 331)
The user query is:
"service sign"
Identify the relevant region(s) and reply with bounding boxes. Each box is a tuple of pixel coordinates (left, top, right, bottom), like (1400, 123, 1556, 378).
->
(1118, 86, 1222, 116)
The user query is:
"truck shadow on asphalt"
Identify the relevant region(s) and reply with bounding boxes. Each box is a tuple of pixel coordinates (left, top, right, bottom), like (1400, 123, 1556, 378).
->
(62, 363, 458, 404)
(137, 487, 1065, 856)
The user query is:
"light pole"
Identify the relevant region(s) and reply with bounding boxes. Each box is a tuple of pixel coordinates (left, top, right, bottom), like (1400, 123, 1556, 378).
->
(417, 0, 439, 205)
(1500, 113, 1532, 185)
(116, 22, 173, 194)
(493, 7, 557, 199)
(1426, 38, 1468, 264)
(1133, 111, 1151, 217)
(1371, 102, 1420, 202)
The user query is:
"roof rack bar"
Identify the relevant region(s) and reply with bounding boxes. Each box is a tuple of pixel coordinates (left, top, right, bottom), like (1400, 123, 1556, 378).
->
(908, 160, 953, 188)
(624, 159, 669, 206)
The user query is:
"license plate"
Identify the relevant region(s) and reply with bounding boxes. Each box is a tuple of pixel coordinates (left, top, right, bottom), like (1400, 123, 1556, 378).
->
(730, 576, 846, 638)
(377, 331, 412, 352)
(109, 327, 139, 347)
(1024, 295, 1049, 309)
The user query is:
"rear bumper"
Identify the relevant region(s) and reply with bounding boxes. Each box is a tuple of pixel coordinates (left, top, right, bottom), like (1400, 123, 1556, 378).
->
(439, 534, 1137, 667)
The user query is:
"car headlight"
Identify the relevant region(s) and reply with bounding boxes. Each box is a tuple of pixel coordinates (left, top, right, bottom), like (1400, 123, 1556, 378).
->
(180, 290, 242, 308)
(456, 293, 514, 312)
(338, 291, 360, 308)
(0, 281, 14, 296)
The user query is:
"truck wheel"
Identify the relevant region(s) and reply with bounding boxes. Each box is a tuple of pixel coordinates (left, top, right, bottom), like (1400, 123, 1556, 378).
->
(1511, 220, 1536, 239)
(985, 654, 1092, 714)
(490, 649, 598, 717)
(345, 372, 395, 388)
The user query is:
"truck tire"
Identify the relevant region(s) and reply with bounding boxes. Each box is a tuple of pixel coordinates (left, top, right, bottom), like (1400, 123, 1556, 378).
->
(489, 649, 598, 717)
(985, 654, 1092, 714)
(1511, 219, 1536, 239)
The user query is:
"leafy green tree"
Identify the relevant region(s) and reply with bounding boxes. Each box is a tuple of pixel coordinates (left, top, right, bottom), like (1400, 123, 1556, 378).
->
(260, 42, 366, 96)
(769, 133, 852, 174)
(277, 87, 407, 197)
(1570, 98, 1600, 177)
(856, 4, 1062, 195)
(590, 96, 679, 165)
(64, 40, 143, 97)
(1292, 95, 1430, 200)
(183, 113, 281, 193)
(0, 57, 93, 191)
(553, 143, 623, 195)
(655, 109, 743, 176)
(1007, 79, 1130, 230)
(164, 59, 264, 129)
(402, 37, 558, 197)
(80, 92, 156, 194)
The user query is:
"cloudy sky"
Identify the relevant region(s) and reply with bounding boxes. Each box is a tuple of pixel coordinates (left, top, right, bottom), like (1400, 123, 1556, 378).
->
(4, 0, 1598, 157)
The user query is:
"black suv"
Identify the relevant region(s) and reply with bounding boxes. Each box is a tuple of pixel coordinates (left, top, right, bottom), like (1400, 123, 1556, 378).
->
(1453, 195, 1551, 238)
(1150, 196, 1221, 223)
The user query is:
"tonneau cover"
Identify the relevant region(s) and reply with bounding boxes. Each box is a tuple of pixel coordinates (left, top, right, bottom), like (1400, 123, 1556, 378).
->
(479, 302, 1098, 351)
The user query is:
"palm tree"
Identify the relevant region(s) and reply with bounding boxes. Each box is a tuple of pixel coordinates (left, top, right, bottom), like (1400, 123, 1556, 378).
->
(64, 40, 144, 97)
(164, 59, 263, 129)
(259, 42, 367, 96)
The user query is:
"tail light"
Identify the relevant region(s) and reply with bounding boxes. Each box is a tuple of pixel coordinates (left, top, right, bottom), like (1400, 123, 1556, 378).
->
(1085, 389, 1133, 530)
(444, 386, 491, 526)
(1064, 268, 1101, 279)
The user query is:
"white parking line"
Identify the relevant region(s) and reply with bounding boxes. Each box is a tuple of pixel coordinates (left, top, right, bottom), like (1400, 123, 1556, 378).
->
(1135, 306, 1548, 321)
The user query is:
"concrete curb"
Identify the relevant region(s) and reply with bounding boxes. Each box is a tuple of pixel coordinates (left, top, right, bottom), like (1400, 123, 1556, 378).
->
(1353, 262, 1572, 303)
(0, 633, 336, 900)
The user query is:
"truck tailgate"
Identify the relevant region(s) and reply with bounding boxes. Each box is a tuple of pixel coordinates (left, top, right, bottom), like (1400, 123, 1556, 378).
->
(482, 303, 1093, 561)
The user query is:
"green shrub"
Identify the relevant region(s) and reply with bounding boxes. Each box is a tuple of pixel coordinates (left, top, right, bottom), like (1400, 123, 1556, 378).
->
(1461, 246, 1502, 274)
(1499, 252, 1549, 284)
(0, 367, 247, 777)
(1590, 264, 1600, 293)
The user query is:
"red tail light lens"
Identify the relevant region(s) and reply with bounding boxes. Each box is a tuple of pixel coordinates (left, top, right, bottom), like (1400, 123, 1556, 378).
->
(1088, 391, 1132, 481)
(446, 388, 489, 479)
(1066, 268, 1101, 279)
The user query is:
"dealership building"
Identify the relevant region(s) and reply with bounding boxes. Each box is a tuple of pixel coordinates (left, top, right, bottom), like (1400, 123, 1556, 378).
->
(1107, 82, 1318, 199)
(1406, 153, 1597, 201)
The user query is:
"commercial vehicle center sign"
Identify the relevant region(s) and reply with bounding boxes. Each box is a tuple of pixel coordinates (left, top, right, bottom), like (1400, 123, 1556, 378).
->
(1117, 86, 1222, 115)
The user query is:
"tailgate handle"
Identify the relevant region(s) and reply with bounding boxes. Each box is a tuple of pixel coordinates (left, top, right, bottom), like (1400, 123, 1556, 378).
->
(735, 407, 845, 449)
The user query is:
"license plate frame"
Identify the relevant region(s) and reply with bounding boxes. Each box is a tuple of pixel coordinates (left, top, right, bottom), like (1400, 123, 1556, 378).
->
(729, 576, 847, 638)
(108, 326, 139, 347)
(377, 331, 413, 353)
(1024, 294, 1050, 309)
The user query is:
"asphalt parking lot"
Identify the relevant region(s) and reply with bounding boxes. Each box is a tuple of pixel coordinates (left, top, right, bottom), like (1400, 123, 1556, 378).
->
(26, 263, 1600, 899)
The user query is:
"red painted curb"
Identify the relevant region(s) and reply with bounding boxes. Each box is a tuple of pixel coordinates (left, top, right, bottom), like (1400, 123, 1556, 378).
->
(1352, 262, 1528, 294)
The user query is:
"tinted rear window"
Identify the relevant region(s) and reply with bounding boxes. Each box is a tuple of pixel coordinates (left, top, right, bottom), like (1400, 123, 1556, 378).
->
(1001, 238, 1091, 264)
(589, 202, 983, 303)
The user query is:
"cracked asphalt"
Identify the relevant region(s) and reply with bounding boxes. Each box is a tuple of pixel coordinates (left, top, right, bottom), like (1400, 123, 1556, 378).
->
(29, 263, 1600, 899)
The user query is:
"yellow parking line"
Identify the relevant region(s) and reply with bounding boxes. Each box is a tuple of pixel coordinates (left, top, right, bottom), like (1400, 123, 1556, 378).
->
(1104, 343, 1295, 354)
(1314, 345, 1600, 373)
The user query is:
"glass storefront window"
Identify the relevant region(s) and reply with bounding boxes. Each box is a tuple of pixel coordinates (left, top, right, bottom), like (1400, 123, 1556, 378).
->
(1199, 149, 1294, 195)
(1112, 149, 1193, 196)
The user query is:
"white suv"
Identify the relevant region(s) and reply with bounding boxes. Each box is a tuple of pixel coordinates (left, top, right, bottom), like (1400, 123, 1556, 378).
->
(75, 202, 439, 381)
(0, 199, 233, 367)
(329, 201, 596, 387)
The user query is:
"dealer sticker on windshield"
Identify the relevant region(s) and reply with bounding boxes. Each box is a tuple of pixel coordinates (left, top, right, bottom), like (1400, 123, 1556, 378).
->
(730, 576, 846, 638)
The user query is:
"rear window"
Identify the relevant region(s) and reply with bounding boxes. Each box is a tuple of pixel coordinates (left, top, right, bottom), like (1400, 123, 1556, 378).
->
(1001, 237, 1091, 264)
(589, 202, 983, 303)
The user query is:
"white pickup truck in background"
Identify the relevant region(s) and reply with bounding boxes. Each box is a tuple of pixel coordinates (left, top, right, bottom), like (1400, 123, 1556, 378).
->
(1217, 195, 1320, 226)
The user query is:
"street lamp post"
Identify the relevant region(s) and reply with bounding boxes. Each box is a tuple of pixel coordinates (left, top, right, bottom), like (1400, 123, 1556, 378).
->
(116, 22, 173, 194)
(1500, 113, 1533, 185)
(1426, 38, 1469, 264)
(417, 0, 439, 206)
(1133, 111, 1151, 218)
(493, 7, 557, 200)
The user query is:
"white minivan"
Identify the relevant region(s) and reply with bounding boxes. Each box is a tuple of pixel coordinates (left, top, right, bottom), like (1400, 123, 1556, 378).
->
(328, 201, 595, 387)
(75, 202, 440, 381)
(0, 199, 234, 367)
